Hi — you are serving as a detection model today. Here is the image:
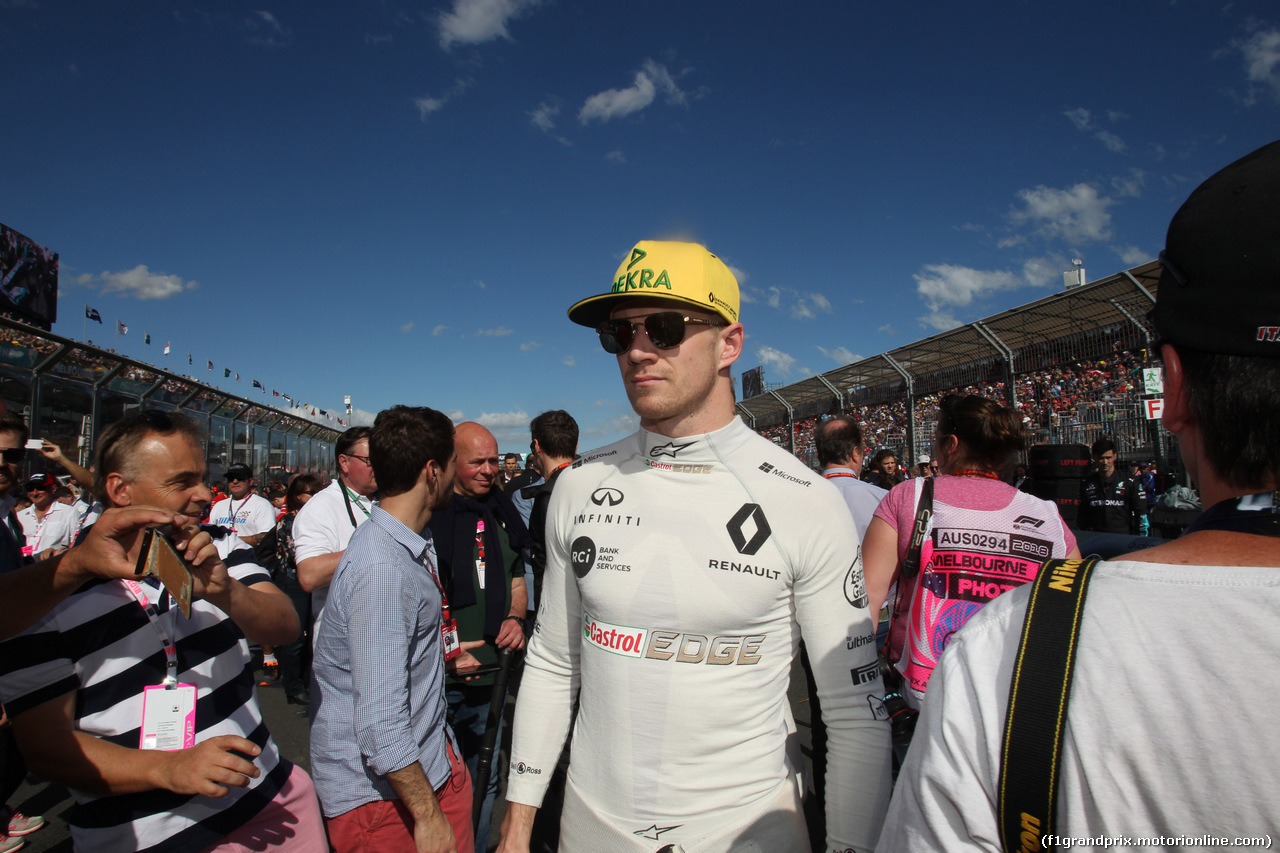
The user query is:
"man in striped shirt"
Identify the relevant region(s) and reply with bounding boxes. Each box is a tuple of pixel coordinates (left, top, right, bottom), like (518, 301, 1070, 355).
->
(0, 410, 324, 852)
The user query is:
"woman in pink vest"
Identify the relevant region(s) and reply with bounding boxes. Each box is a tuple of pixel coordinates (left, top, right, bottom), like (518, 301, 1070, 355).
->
(863, 395, 1080, 709)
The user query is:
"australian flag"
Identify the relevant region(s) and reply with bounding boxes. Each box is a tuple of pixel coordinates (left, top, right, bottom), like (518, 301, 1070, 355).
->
(85, 306, 102, 323)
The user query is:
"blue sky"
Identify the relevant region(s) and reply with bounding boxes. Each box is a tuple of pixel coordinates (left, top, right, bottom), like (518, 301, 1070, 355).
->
(3, 0, 1278, 451)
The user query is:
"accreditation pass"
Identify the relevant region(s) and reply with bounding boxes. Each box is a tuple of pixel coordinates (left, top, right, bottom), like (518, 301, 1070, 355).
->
(139, 684, 198, 751)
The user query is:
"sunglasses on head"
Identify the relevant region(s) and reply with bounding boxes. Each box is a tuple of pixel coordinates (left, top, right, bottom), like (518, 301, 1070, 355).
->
(1, 448, 24, 465)
(596, 312, 726, 354)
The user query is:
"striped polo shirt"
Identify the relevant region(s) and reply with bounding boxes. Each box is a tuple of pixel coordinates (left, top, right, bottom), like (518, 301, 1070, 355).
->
(0, 527, 292, 853)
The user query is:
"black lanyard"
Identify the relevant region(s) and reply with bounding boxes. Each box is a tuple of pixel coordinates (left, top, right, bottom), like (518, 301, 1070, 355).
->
(1183, 491, 1280, 538)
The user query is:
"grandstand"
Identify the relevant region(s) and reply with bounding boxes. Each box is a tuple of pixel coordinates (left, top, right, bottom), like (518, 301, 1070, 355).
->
(0, 315, 343, 484)
(740, 259, 1175, 474)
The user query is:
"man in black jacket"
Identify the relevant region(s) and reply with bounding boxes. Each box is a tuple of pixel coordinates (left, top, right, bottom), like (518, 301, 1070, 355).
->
(1079, 437, 1146, 533)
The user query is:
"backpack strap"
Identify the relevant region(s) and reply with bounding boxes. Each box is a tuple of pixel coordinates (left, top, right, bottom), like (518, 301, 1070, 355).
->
(998, 556, 1102, 853)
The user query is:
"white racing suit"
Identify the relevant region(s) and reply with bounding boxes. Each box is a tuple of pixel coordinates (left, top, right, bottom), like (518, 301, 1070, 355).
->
(506, 419, 891, 853)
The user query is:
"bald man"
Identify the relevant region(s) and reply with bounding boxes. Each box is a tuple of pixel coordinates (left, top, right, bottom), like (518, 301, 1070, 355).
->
(425, 421, 529, 853)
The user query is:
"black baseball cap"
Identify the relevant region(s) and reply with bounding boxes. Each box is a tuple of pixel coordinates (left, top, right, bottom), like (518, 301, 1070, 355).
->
(26, 473, 57, 491)
(1152, 139, 1280, 358)
(226, 463, 253, 481)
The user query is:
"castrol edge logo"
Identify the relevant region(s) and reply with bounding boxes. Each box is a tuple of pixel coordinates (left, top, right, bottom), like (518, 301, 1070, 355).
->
(584, 614, 648, 657)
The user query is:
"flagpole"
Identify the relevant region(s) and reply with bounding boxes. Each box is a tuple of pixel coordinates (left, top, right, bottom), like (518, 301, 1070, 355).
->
(83, 305, 86, 343)
(115, 319, 119, 353)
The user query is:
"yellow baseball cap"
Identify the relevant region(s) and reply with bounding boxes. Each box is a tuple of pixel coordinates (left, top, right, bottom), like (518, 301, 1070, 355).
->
(567, 240, 740, 328)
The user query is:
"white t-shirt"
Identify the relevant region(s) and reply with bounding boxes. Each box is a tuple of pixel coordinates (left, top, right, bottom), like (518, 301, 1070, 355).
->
(209, 493, 277, 538)
(16, 501, 75, 553)
(877, 557, 1280, 852)
(292, 478, 373, 627)
(507, 419, 891, 853)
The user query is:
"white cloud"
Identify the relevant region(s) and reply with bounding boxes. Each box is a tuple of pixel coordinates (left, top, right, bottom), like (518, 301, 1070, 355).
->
(583, 412, 639, 439)
(446, 409, 466, 423)
(473, 279, 487, 290)
(756, 345, 800, 378)
(604, 150, 627, 163)
(432, 324, 449, 336)
(247, 10, 291, 46)
(472, 409, 532, 446)
(919, 310, 961, 332)
(1113, 244, 1153, 266)
(529, 102, 558, 132)
(1063, 107, 1092, 131)
(915, 263, 1022, 312)
(413, 78, 470, 119)
(809, 293, 833, 313)
(519, 341, 541, 352)
(1009, 183, 1114, 244)
(562, 355, 576, 367)
(1110, 169, 1146, 198)
(1021, 255, 1067, 288)
(478, 327, 513, 336)
(1094, 130, 1125, 152)
(365, 32, 393, 45)
(1063, 106, 1126, 152)
(913, 253, 1071, 329)
(878, 324, 897, 335)
(98, 265, 198, 300)
(579, 59, 686, 124)
(475, 409, 530, 430)
(1238, 27, 1280, 104)
(400, 322, 414, 334)
(438, 0, 540, 49)
(414, 96, 448, 118)
(817, 345, 859, 365)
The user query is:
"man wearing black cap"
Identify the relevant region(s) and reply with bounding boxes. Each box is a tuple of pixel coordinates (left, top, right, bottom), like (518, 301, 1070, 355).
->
(209, 463, 276, 547)
(16, 473, 75, 560)
(877, 141, 1280, 848)
(500, 241, 889, 853)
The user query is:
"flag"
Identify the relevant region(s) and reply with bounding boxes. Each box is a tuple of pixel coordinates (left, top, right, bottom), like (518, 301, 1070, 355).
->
(163, 342, 170, 355)
(283, 394, 293, 404)
(273, 390, 280, 397)
(118, 321, 128, 335)
(145, 333, 151, 345)
(235, 372, 240, 382)
(85, 306, 102, 323)
(207, 360, 213, 371)
(224, 368, 230, 378)
(253, 379, 263, 390)
(188, 352, 192, 365)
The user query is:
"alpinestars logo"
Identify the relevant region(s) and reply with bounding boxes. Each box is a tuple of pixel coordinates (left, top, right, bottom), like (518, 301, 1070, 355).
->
(1013, 515, 1045, 528)
(591, 488, 624, 507)
(649, 441, 693, 458)
(726, 503, 771, 555)
(634, 824, 681, 842)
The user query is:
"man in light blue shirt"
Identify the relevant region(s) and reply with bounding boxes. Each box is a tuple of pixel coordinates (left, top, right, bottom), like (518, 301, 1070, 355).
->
(311, 405, 477, 853)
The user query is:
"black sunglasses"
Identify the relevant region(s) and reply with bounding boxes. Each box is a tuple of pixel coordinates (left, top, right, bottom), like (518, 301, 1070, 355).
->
(596, 312, 727, 354)
(1, 448, 24, 464)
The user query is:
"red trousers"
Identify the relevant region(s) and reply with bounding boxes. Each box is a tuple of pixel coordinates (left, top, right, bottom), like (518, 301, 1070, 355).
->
(325, 742, 474, 853)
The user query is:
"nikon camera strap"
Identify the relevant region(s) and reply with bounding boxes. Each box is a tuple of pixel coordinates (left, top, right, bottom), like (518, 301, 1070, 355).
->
(998, 556, 1102, 853)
